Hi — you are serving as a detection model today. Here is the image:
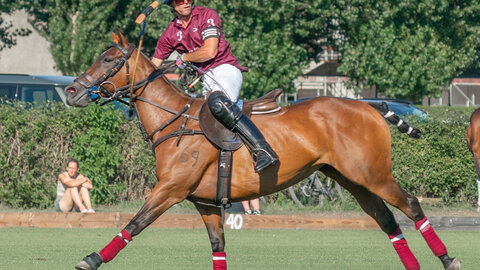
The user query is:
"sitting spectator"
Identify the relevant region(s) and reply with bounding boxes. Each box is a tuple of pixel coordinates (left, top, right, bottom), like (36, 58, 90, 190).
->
(242, 198, 261, 215)
(55, 158, 95, 213)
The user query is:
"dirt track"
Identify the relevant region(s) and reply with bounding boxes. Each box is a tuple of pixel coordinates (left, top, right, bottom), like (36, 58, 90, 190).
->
(1, 212, 479, 230)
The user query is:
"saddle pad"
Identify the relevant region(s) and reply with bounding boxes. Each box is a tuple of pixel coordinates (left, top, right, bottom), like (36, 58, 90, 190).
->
(199, 101, 243, 151)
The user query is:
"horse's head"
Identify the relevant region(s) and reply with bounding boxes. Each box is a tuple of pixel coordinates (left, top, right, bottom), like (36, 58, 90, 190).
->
(65, 30, 136, 107)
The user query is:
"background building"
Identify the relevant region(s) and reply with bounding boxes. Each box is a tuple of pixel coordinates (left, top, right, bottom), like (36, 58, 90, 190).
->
(0, 10, 61, 75)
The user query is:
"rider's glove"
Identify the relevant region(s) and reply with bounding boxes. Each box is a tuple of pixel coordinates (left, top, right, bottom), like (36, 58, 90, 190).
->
(176, 54, 186, 69)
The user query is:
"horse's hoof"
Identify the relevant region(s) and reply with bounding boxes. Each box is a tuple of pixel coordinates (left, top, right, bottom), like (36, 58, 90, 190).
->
(75, 260, 92, 270)
(75, 252, 103, 270)
(445, 258, 461, 270)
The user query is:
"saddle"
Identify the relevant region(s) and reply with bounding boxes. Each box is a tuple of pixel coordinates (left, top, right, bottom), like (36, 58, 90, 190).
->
(198, 88, 283, 207)
(199, 88, 283, 151)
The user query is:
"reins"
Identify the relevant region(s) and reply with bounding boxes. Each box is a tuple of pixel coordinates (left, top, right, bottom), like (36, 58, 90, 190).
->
(80, 42, 203, 150)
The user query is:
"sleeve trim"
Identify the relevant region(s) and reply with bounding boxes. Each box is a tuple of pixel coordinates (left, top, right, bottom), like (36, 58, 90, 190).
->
(201, 26, 220, 40)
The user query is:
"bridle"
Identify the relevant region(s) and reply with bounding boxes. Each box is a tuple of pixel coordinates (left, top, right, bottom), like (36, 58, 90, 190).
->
(74, 42, 202, 150)
(75, 42, 137, 103)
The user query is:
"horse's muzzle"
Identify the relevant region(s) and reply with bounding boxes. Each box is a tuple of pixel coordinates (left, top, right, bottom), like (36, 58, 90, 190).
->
(65, 82, 90, 107)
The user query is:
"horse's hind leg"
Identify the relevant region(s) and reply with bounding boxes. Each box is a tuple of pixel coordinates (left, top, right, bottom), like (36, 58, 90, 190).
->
(367, 175, 460, 270)
(194, 203, 227, 270)
(325, 170, 421, 270)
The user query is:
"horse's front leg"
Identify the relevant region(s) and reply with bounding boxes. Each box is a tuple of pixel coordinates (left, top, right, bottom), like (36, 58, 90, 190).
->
(75, 180, 189, 270)
(194, 203, 227, 270)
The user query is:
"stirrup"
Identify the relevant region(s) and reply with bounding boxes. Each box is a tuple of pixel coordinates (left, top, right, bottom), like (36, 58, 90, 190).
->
(253, 149, 278, 172)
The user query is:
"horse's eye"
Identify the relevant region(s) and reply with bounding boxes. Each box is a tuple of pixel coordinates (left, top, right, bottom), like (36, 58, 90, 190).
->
(104, 57, 114, 63)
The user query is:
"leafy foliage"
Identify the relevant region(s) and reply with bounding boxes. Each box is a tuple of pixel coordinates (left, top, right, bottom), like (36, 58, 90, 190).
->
(206, 0, 333, 98)
(4, 1, 480, 101)
(0, 101, 478, 208)
(0, 1, 32, 52)
(6, 0, 333, 98)
(0, 101, 156, 208)
(391, 106, 477, 204)
(335, 0, 480, 102)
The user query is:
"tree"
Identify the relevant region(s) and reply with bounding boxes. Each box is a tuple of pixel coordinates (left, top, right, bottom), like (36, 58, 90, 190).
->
(205, 0, 334, 98)
(334, 0, 480, 102)
(34, 0, 164, 75)
(9, 0, 334, 99)
(10, 0, 479, 102)
(5, 0, 164, 74)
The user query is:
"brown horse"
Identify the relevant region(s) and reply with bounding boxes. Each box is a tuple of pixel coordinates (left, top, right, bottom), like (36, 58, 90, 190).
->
(66, 31, 460, 270)
(466, 108, 480, 212)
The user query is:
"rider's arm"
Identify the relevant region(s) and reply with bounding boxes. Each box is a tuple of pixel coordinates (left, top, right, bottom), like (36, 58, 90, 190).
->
(151, 57, 164, 68)
(182, 37, 219, 63)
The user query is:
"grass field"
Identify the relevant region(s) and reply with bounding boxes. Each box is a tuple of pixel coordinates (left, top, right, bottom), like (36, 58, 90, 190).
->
(1, 227, 478, 270)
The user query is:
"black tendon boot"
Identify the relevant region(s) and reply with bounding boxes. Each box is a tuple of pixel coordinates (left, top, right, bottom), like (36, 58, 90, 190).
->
(208, 91, 278, 172)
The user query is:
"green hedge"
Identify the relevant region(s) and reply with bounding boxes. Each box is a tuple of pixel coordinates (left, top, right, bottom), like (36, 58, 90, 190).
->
(0, 101, 156, 208)
(391, 106, 477, 205)
(0, 101, 478, 208)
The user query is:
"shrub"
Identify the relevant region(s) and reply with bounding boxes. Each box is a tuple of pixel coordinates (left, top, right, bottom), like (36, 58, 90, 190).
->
(0, 101, 156, 208)
(390, 106, 477, 205)
(0, 101, 477, 208)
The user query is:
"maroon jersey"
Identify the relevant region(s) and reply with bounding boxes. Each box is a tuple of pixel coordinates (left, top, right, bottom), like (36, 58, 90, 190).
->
(153, 6, 247, 72)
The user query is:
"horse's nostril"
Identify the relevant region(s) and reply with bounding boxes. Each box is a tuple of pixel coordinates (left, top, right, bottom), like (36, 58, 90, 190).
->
(68, 87, 76, 94)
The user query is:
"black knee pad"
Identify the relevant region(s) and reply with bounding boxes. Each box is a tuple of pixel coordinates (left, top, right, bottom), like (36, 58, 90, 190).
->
(207, 91, 242, 129)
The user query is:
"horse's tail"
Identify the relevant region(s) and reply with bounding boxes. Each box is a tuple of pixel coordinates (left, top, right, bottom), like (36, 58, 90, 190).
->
(367, 102, 422, 139)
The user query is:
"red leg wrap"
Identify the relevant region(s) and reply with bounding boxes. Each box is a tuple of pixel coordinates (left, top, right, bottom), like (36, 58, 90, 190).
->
(415, 217, 447, 257)
(388, 227, 420, 270)
(212, 252, 227, 270)
(99, 229, 132, 263)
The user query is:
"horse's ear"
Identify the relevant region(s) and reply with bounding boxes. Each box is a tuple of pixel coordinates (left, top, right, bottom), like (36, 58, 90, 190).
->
(112, 31, 120, 44)
(112, 29, 127, 45)
(117, 31, 128, 46)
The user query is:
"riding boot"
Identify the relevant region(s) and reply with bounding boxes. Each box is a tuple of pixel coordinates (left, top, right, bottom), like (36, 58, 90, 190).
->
(234, 114, 279, 172)
(208, 91, 278, 172)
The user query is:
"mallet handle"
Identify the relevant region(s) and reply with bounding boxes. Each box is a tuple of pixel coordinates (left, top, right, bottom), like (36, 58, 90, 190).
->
(135, 1, 160, 24)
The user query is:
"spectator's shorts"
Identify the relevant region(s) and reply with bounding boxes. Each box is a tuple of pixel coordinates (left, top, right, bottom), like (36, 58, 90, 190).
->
(54, 197, 62, 212)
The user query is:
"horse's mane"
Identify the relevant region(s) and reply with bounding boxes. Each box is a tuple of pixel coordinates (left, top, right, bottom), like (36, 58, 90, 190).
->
(144, 60, 203, 101)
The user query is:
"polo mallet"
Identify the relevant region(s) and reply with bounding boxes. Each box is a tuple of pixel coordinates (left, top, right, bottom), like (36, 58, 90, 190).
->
(186, 64, 228, 93)
(128, 1, 160, 115)
(135, 1, 160, 25)
(187, 63, 205, 89)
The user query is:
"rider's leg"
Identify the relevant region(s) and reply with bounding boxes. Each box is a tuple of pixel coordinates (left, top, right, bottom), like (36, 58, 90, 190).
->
(203, 64, 278, 172)
(207, 91, 278, 172)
